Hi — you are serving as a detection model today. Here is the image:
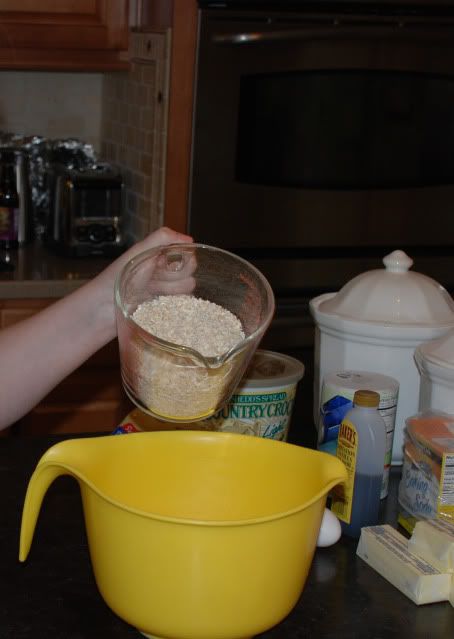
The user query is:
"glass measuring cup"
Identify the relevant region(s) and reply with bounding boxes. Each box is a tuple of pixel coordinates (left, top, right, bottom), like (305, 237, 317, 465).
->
(114, 243, 275, 422)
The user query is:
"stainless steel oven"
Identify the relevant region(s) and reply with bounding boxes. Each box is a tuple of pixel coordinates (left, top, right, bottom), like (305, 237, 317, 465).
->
(189, 1, 454, 442)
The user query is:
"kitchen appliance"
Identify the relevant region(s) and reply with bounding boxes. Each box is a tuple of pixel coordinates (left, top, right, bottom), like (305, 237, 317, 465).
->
(0, 146, 33, 247)
(191, 2, 454, 274)
(19, 430, 347, 639)
(309, 250, 454, 464)
(190, 2, 454, 437)
(115, 243, 275, 422)
(46, 164, 124, 257)
(415, 328, 454, 414)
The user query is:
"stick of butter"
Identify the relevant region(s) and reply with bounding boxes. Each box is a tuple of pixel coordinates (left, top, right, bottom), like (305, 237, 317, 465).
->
(408, 518, 454, 573)
(356, 525, 451, 605)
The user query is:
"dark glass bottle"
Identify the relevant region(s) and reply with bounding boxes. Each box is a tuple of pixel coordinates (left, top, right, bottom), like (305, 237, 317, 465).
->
(0, 156, 19, 250)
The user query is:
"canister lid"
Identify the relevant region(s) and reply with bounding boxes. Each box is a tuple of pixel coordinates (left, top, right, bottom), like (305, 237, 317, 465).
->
(324, 370, 399, 393)
(240, 350, 305, 389)
(314, 250, 454, 326)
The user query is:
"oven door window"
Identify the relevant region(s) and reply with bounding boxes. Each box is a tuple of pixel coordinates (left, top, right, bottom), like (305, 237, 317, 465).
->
(237, 70, 454, 190)
(190, 13, 454, 250)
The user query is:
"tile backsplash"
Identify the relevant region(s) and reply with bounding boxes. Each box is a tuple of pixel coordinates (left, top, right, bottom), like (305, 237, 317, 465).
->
(101, 30, 171, 243)
(0, 29, 171, 246)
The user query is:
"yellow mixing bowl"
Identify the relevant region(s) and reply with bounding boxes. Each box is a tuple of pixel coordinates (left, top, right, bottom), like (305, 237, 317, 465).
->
(20, 431, 346, 639)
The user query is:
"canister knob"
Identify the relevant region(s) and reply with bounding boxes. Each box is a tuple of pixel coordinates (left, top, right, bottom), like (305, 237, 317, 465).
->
(383, 250, 414, 273)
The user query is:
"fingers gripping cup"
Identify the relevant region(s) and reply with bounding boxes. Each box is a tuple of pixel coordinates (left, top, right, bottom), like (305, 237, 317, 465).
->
(114, 243, 275, 422)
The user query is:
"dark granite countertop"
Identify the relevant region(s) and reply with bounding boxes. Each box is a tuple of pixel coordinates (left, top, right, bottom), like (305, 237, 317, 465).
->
(1, 433, 453, 639)
(0, 242, 114, 299)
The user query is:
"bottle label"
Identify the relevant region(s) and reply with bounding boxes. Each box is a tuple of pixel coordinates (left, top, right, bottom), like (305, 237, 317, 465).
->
(331, 417, 358, 524)
(0, 206, 18, 241)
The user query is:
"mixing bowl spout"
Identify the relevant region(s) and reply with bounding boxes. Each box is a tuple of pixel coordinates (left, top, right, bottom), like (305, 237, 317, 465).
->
(306, 454, 347, 509)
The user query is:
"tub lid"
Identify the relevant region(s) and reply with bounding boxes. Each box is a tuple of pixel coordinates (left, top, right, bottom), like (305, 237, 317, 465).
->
(239, 350, 305, 389)
(314, 250, 454, 326)
(416, 328, 454, 369)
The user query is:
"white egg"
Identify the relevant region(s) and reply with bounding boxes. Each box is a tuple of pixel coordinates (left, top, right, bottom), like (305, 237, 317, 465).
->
(316, 508, 342, 547)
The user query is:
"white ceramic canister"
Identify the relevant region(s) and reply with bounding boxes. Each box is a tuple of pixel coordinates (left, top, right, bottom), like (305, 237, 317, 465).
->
(317, 370, 399, 499)
(310, 250, 454, 464)
(415, 328, 454, 414)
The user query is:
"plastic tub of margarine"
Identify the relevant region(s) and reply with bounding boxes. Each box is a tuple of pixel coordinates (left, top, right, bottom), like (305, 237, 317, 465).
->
(114, 350, 305, 441)
(204, 350, 304, 440)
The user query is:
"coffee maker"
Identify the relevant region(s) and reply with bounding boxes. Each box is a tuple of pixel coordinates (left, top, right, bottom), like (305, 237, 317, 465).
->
(0, 147, 33, 246)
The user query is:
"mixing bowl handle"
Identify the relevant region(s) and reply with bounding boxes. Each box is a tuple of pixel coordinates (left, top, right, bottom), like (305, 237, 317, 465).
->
(19, 462, 73, 562)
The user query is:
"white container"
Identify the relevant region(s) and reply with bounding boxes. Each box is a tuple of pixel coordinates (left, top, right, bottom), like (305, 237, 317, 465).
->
(202, 349, 305, 441)
(415, 328, 454, 414)
(317, 370, 399, 498)
(310, 250, 454, 464)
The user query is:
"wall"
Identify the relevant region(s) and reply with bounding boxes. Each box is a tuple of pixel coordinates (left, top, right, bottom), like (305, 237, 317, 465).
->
(0, 71, 103, 150)
(101, 30, 171, 242)
(0, 29, 170, 245)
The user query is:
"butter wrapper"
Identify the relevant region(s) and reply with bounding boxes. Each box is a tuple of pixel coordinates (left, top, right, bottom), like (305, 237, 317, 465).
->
(408, 518, 454, 574)
(356, 525, 451, 605)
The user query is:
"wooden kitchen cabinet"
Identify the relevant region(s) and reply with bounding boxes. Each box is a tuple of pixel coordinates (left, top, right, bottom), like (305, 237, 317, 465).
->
(164, 0, 198, 233)
(135, 0, 198, 233)
(0, 0, 130, 71)
(0, 298, 133, 436)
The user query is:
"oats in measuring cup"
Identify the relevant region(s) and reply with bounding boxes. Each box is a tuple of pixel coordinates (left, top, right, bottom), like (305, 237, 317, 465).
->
(131, 294, 246, 420)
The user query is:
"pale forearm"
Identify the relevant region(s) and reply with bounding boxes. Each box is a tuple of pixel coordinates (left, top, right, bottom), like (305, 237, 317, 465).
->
(0, 226, 193, 430)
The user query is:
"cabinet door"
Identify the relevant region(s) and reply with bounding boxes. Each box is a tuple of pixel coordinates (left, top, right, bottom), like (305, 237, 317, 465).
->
(0, 298, 51, 327)
(0, 0, 129, 70)
(0, 298, 51, 328)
